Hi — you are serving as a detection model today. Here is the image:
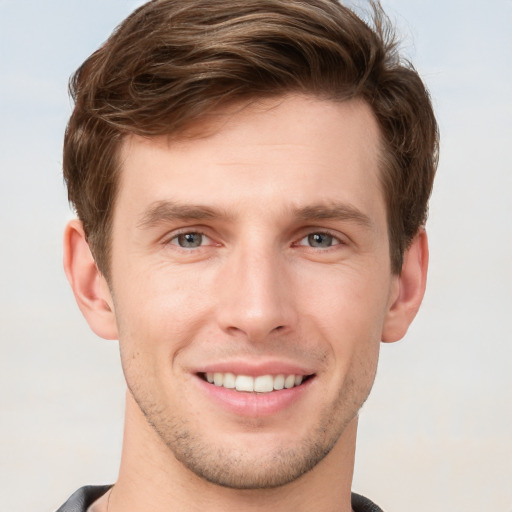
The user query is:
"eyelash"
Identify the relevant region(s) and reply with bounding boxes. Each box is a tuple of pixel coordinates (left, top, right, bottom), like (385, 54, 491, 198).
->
(295, 231, 344, 250)
(165, 229, 344, 251)
(167, 230, 213, 249)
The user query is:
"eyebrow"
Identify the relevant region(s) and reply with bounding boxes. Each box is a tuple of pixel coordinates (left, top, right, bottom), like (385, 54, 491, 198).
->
(137, 201, 231, 229)
(137, 200, 373, 230)
(294, 204, 373, 229)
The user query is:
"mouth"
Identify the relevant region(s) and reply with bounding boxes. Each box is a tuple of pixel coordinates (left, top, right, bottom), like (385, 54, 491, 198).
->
(198, 372, 314, 393)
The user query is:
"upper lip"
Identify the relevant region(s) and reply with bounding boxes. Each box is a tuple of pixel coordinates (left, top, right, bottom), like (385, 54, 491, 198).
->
(193, 359, 316, 377)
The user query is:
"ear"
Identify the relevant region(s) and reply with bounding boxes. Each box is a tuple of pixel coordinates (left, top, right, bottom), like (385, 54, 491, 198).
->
(63, 219, 118, 340)
(381, 229, 429, 343)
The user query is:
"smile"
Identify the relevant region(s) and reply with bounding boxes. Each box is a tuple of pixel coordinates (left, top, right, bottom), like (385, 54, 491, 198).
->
(201, 372, 311, 393)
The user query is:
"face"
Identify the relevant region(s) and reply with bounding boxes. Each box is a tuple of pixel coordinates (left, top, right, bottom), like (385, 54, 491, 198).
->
(108, 95, 399, 488)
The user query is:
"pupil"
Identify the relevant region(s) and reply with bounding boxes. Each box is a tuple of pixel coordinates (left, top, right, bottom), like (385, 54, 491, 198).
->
(309, 233, 332, 247)
(178, 233, 202, 248)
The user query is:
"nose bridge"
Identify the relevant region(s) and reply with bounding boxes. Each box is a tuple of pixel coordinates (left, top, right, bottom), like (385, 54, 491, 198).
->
(216, 236, 294, 341)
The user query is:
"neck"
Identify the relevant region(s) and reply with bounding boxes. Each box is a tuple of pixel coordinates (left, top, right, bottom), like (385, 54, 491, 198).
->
(108, 392, 357, 512)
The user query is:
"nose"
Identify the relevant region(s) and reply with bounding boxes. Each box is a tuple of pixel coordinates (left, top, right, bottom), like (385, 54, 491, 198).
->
(215, 243, 297, 343)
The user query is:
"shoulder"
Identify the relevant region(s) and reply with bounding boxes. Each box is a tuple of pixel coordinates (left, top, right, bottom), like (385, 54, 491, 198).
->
(56, 485, 112, 512)
(352, 492, 385, 512)
(56, 486, 381, 511)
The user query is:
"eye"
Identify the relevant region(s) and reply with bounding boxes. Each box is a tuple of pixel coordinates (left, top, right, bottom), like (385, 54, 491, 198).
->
(170, 232, 211, 248)
(299, 232, 341, 249)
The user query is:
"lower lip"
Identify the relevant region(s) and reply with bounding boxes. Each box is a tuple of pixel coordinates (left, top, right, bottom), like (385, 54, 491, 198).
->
(195, 376, 314, 417)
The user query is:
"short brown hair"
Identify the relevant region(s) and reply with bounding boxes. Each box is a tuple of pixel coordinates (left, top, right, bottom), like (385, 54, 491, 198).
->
(64, 0, 438, 277)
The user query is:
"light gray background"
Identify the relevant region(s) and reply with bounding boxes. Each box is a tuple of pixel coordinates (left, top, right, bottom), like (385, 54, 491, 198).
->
(1, 1, 511, 510)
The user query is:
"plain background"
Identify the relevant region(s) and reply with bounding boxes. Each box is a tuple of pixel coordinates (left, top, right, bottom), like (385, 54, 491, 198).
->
(0, 1, 511, 510)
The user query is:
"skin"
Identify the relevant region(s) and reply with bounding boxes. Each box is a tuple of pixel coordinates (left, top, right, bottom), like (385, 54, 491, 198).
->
(64, 94, 428, 512)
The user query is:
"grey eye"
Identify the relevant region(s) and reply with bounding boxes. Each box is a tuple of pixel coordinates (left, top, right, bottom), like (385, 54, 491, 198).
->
(176, 232, 204, 248)
(307, 233, 335, 248)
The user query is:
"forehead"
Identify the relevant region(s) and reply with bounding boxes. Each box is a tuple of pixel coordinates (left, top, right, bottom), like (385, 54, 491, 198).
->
(115, 94, 385, 225)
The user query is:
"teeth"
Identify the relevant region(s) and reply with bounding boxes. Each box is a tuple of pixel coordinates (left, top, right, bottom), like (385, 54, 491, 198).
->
(254, 375, 273, 393)
(284, 374, 295, 389)
(223, 372, 236, 389)
(236, 375, 254, 392)
(273, 374, 285, 390)
(204, 372, 306, 393)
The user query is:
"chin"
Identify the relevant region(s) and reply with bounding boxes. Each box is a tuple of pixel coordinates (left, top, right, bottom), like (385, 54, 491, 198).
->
(173, 434, 335, 489)
(142, 400, 356, 490)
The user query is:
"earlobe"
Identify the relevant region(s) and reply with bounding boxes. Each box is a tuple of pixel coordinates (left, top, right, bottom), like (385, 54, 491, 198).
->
(381, 229, 429, 343)
(63, 219, 118, 340)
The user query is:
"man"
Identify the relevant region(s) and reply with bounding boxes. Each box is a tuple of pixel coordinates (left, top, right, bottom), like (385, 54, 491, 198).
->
(58, 0, 438, 510)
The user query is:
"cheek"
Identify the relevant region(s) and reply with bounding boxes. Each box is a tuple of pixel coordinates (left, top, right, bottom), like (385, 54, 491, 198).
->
(294, 265, 389, 388)
(297, 263, 391, 334)
(112, 266, 215, 366)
